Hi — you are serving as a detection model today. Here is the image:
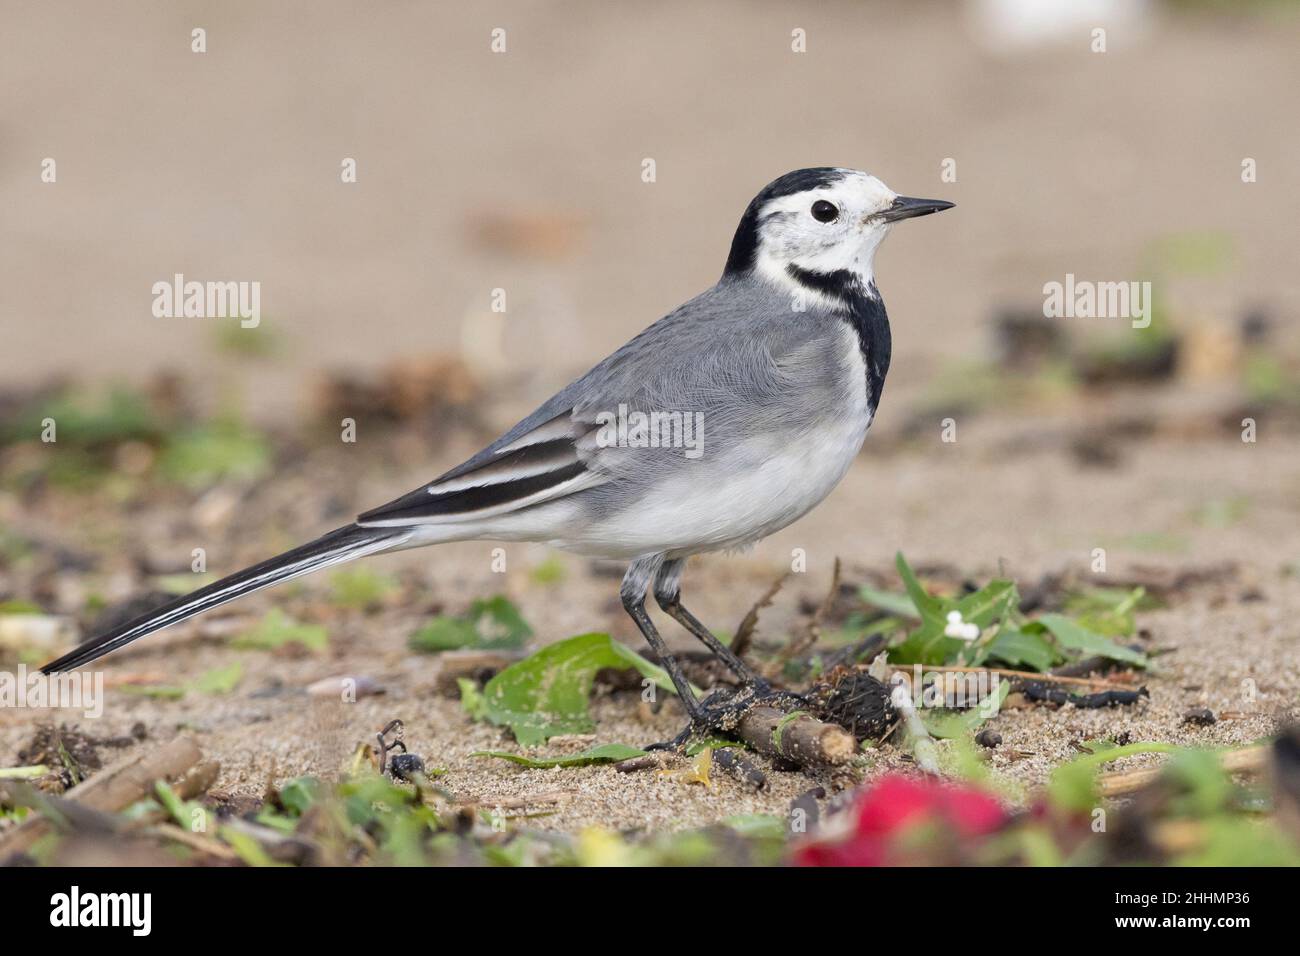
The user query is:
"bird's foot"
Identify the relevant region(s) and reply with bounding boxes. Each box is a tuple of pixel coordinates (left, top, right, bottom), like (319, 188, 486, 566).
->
(644, 679, 808, 752)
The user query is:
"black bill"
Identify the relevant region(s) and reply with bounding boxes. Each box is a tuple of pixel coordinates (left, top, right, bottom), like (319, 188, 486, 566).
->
(878, 196, 955, 223)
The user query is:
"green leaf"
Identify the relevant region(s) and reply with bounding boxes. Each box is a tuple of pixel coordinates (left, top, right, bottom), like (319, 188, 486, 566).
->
(457, 677, 488, 721)
(822, 614, 903, 649)
(1174, 817, 1300, 867)
(889, 626, 956, 666)
(888, 556, 1023, 667)
(153, 780, 203, 829)
(684, 737, 744, 756)
(1166, 749, 1235, 817)
(480, 632, 683, 745)
(158, 416, 272, 489)
(190, 661, 243, 694)
(1145, 231, 1235, 277)
(529, 556, 567, 586)
(337, 773, 420, 829)
(471, 743, 647, 769)
(606, 640, 690, 693)
(982, 628, 1059, 671)
(1063, 586, 1147, 637)
(722, 814, 786, 840)
(409, 617, 475, 652)
(0, 765, 49, 779)
(219, 825, 289, 867)
(278, 776, 322, 817)
(921, 680, 1010, 739)
(956, 579, 1018, 627)
(1048, 741, 1179, 812)
(857, 585, 920, 619)
(0, 600, 44, 615)
(1038, 613, 1148, 667)
(408, 595, 532, 653)
(152, 573, 216, 596)
(895, 552, 945, 624)
(254, 807, 300, 834)
(234, 608, 328, 652)
(1, 386, 163, 448)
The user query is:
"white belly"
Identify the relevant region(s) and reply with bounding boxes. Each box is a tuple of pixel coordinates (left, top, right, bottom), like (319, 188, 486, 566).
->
(551, 329, 875, 559)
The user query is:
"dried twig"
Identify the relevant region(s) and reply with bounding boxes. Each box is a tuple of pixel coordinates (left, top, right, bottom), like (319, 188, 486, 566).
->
(763, 558, 840, 678)
(456, 790, 573, 810)
(886, 663, 1136, 692)
(735, 705, 856, 768)
(614, 753, 669, 773)
(888, 674, 940, 774)
(145, 823, 241, 861)
(0, 736, 207, 857)
(219, 816, 316, 865)
(713, 748, 767, 790)
(730, 571, 790, 658)
(1098, 744, 1268, 797)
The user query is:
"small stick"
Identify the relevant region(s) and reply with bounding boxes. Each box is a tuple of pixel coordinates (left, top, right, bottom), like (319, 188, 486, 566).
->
(455, 790, 572, 810)
(0, 766, 49, 780)
(219, 816, 316, 865)
(1097, 744, 1268, 797)
(713, 748, 767, 790)
(889, 674, 940, 774)
(174, 760, 222, 801)
(614, 754, 668, 773)
(735, 705, 856, 768)
(886, 663, 1135, 692)
(0, 736, 205, 857)
(146, 823, 241, 861)
(730, 571, 790, 658)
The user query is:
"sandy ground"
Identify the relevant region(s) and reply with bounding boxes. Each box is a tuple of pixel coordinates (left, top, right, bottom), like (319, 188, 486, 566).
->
(1, 3, 1299, 834)
(1, 402, 1297, 832)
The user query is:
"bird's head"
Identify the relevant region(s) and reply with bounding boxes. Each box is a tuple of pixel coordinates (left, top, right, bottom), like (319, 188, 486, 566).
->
(723, 167, 953, 306)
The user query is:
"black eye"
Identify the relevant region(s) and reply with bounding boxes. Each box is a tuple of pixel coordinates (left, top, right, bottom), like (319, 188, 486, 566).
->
(811, 200, 839, 223)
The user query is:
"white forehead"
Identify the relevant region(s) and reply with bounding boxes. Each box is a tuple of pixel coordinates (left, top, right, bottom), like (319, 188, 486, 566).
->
(758, 169, 897, 217)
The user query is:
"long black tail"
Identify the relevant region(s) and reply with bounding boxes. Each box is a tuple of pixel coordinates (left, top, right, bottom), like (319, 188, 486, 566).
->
(41, 524, 411, 673)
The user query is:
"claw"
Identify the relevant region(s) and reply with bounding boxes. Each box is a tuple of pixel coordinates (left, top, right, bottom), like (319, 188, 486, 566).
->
(644, 679, 808, 752)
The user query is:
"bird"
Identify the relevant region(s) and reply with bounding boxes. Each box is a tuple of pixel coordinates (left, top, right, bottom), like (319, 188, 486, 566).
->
(43, 166, 953, 740)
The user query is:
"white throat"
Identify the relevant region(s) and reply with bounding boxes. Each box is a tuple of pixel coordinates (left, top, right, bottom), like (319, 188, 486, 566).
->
(751, 234, 885, 312)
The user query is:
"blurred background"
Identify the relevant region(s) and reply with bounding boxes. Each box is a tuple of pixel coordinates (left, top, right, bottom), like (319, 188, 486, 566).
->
(1, 0, 1299, 635)
(2, 2, 1300, 844)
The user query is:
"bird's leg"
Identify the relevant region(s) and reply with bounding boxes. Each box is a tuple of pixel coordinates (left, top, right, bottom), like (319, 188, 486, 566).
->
(621, 556, 704, 725)
(633, 559, 807, 752)
(652, 558, 762, 687)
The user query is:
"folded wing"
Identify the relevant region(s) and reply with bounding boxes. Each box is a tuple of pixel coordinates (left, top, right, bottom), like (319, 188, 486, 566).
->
(356, 410, 606, 526)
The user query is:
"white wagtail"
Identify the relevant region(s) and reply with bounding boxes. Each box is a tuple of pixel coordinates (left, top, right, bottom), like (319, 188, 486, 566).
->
(44, 167, 953, 736)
